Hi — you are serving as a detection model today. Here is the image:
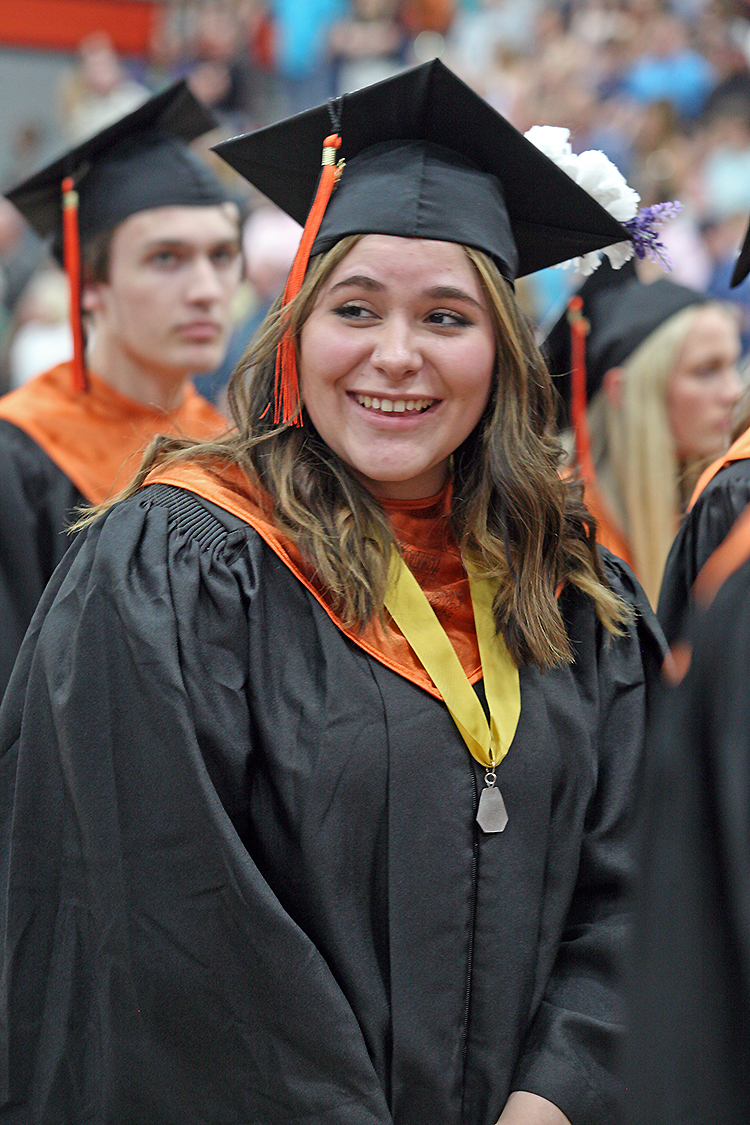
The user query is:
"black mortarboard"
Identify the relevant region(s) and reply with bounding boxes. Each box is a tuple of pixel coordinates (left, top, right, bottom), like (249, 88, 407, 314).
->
(6, 80, 231, 394)
(213, 59, 628, 285)
(546, 261, 705, 426)
(7, 79, 229, 261)
(211, 59, 631, 425)
(731, 218, 750, 287)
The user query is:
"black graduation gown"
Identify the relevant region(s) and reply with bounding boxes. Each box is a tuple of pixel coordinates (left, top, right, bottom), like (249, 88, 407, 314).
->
(0, 419, 84, 696)
(0, 481, 664, 1125)
(657, 458, 750, 645)
(628, 558, 750, 1124)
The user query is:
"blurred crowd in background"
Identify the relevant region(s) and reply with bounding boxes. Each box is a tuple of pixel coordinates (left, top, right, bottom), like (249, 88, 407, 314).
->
(3, 0, 750, 398)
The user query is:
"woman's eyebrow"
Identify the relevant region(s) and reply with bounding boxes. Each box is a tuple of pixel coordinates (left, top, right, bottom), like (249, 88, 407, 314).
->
(328, 278, 483, 308)
(329, 274, 384, 293)
(425, 285, 484, 308)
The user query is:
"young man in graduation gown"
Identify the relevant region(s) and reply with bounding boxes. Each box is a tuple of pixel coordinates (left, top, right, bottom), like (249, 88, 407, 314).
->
(0, 82, 243, 695)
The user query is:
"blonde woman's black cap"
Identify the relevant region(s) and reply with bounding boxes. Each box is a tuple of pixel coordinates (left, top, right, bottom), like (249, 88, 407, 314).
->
(212, 59, 629, 284)
(545, 259, 706, 425)
(6, 80, 230, 261)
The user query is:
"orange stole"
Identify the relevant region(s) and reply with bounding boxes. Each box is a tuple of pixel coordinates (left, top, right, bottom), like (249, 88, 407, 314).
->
(0, 361, 227, 505)
(689, 425, 750, 512)
(143, 460, 482, 700)
(582, 476, 634, 571)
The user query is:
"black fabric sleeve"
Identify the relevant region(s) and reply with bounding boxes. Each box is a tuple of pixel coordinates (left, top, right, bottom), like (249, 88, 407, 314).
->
(628, 558, 750, 1124)
(0, 486, 393, 1125)
(657, 459, 750, 645)
(512, 555, 666, 1124)
(0, 419, 85, 697)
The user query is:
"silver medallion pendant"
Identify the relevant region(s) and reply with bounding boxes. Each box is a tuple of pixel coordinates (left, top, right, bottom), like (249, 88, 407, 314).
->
(476, 781, 508, 834)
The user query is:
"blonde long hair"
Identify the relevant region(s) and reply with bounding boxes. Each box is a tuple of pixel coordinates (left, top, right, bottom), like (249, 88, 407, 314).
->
(590, 302, 728, 606)
(105, 237, 628, 670)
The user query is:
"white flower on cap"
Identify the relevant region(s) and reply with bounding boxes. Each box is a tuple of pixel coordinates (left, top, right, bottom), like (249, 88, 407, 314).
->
(524, 125, 639, 275)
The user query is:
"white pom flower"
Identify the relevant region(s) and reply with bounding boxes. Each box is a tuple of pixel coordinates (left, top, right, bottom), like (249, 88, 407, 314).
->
(524, 125, 640, 273)
(523, 125, 573, 164)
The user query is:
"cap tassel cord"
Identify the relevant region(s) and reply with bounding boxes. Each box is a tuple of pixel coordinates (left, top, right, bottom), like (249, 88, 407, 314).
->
(62, 176, 88, 394)
(568, 296, 594, 485)
(273, 133, 342, 425)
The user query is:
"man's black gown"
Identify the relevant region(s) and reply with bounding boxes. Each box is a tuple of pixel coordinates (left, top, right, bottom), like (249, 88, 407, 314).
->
(0, 420, 84, 695)
(0, 481, 663, 1125)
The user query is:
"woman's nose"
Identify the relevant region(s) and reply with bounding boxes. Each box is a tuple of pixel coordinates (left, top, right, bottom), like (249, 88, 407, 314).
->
(371, 317, 422, 379)
(722, 366, 744, 406)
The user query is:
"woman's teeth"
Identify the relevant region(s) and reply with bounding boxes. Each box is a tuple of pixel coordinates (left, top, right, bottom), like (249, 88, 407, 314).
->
(354, 394, 434, 413)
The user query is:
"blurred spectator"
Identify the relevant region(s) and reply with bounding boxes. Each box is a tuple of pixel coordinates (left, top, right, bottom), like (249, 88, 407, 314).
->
(3, 268, 72, 392)
(60, 31, 150, 143)
(445, 0, 544, 91)
(0, 198, 46, 317)
(622, 13, 717, 119)
(185, 4, 250, 127)
(330, 0, 407, 94)
(269, 0, 347, 112)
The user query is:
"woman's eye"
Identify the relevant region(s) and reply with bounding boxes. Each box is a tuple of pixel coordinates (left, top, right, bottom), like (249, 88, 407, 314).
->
(428, 310, 471, 327)
(334, 303, 374, 320)
(694, 364, 722, 380)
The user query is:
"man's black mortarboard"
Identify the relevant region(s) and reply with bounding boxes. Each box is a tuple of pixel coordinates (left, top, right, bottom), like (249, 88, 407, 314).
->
(6, 81, 231, 393)
(212, 58, 630, 423)
(7, 80, 228, 254)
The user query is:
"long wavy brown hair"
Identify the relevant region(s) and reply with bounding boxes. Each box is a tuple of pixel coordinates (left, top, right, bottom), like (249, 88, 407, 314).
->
(109, 235, 628, 669)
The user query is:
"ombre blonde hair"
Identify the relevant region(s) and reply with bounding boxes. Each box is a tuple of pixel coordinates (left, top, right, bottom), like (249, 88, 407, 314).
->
(589, 301, 735, 606)
(99, 237, 628, 669)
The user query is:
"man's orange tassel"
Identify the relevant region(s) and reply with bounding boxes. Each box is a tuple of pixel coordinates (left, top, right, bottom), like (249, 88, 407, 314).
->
(62, 176, 88, 394)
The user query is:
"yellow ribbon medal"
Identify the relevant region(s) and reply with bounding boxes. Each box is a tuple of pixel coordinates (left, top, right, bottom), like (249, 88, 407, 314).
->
(384, 556, 521, 833)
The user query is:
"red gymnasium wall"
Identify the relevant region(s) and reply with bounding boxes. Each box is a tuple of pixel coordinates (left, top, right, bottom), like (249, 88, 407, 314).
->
(0, 0, 157, 54)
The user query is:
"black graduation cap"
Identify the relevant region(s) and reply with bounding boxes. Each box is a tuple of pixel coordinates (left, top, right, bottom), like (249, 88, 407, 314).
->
(731, 218, 750, 287)
(213, 58, 629, 285)
(546, 261, 705, 426)
(5, 80, 231, 394)
(6, 79, 229, 262)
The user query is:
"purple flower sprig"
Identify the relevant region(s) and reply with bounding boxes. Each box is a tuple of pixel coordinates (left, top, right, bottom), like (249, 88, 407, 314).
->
(623, 201, 683, 271)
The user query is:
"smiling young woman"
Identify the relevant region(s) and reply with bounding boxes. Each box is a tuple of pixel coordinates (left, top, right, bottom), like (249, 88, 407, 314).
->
(298, 236, 496, 502)
(0, 60, 664, 1125)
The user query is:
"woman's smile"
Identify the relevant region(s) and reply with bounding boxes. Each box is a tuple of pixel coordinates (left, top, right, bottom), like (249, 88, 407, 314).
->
(299, 234, 496, 500)
(351, 392, 438, 415)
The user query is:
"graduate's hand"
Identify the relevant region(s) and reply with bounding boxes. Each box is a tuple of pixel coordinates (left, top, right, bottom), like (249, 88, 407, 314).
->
(494, 1090, 571, 1125)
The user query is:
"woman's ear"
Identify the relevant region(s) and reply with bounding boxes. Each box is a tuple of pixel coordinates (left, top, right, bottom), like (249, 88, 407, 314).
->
(603, 366, 625, 408)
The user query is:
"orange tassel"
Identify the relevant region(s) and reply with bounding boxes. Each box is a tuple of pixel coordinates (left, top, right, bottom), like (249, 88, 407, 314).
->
(273, 134, 342, 425)
(568, 295, 594, 485)
(62, 176, 88, 394)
